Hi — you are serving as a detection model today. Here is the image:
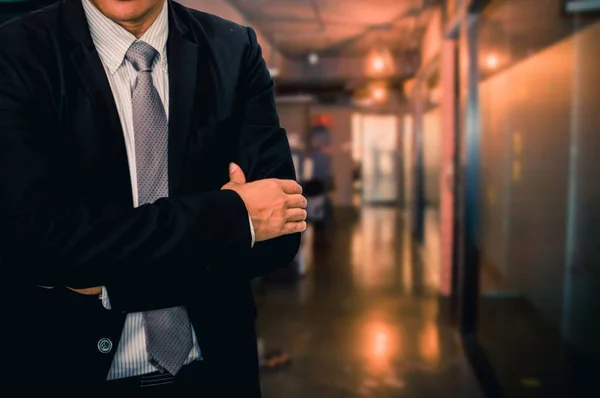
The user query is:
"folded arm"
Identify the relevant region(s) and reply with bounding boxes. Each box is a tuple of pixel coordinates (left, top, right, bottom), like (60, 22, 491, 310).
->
(233, 27, 302, 279)
(0, 53, 252, 312)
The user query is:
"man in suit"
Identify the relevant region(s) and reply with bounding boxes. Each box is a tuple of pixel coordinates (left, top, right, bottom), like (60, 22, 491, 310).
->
(0, 0, 306, 396)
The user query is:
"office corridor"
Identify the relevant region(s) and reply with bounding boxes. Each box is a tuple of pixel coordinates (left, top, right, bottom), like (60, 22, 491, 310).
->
(257, 207, 482, 398)
(0, 0, 598, 396)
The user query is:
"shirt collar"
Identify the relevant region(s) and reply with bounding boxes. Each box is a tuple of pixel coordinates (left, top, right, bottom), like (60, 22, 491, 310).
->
(81, 0, 169, 75)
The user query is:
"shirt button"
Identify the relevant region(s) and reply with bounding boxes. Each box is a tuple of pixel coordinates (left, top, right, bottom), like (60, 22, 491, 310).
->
(97, 338, 113, 354)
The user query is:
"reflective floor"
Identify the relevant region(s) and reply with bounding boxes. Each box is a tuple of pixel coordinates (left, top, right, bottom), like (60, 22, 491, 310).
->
(257, 207, 483, 398)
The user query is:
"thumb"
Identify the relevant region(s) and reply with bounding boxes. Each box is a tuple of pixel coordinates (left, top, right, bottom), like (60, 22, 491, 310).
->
(229, 162, 246, 184)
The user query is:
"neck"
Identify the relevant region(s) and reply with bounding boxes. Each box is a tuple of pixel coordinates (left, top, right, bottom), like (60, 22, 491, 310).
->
(122, 2, 164, 38)
(90, 0, 165, 39)
(118, 18, 155, 39)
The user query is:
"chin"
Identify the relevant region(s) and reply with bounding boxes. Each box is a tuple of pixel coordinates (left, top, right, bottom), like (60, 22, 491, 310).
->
(92, 0, 161, 23)
(105, 3, 149, 22)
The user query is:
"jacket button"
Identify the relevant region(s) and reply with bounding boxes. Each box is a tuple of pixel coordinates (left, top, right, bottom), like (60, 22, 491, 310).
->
(97, 338, 113, 354)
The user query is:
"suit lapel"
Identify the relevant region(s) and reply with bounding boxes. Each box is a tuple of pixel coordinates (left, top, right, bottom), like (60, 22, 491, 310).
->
(68, 47, 130, 172)
(60, 0, 218, 198)
(167, 1, 218, 194)
(61, 0, 132, 204)
(167, 6, 198, 194)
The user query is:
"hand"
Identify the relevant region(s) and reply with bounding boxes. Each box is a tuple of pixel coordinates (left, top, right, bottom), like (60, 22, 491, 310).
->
(36, 285, 102, 295)
(67, 286, 102, 295)
(221, 163, 307, 242)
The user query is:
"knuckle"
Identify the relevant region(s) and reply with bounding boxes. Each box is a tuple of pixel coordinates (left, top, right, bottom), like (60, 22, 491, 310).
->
(279, 197, 288, 209)
(278, 224, 286, 234)
(276, 209, 286, 220)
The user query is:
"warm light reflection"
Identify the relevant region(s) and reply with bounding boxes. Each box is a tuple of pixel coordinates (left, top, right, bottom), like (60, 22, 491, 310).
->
(374, 330, 387, 355)
(419, 322, 440, 366)
(357, 315, 407, 395)
(363, 320, 397, 375)
(351, 208, 397, 289)
(422, 207, 442, 291)
(401, 222, 413, 294)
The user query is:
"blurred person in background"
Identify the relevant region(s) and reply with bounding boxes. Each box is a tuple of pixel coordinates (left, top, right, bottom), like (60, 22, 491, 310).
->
(0, 0, 307, 396)
(304, 119, 334, 226)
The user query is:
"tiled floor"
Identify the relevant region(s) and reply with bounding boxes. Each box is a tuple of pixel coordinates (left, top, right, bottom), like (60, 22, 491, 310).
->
(257, 207, 483, 398)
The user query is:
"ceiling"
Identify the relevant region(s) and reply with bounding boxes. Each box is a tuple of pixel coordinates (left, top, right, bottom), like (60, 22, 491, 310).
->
(227, 0, 438, 58)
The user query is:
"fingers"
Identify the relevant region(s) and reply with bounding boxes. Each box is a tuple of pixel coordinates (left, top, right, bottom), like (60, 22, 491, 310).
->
(286, 208, 307, 222)
(278, 179, 302, 194)
(286, 194, 307, 209)
(228, 162, 246, 184)
(281, 221, 307, 235)
(66, 286, 103, 295)
(36, 285, 102, 295)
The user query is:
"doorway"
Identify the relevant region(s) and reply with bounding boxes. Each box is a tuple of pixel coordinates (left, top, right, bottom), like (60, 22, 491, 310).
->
(352, 113, 400, 206)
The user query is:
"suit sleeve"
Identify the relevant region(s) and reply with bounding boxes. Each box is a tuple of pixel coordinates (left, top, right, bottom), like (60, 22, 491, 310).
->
(234, 27, 302, 279)
(0, 53, 252, 311)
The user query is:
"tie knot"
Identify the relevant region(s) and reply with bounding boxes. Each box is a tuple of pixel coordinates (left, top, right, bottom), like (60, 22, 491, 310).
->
(125, 41, 159, 72)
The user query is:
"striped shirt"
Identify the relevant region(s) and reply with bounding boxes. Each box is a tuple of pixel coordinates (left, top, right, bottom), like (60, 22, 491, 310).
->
(81, 0, 203, 380)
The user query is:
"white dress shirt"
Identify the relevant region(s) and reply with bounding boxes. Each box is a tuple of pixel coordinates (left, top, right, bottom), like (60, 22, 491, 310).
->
(81, 0, 254, 380)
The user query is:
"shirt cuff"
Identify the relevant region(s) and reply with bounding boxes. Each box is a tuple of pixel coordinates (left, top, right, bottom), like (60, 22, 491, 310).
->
(248, 214, 255, 248)
(100, 286, 112, 310)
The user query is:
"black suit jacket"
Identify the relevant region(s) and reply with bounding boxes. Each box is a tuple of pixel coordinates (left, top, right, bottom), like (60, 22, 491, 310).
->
(0, 0, 300, 395)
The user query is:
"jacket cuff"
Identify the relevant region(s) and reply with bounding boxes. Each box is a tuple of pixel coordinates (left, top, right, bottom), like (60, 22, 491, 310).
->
(196, 189, 253, 252)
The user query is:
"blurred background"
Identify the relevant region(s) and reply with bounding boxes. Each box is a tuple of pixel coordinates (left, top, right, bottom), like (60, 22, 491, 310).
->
(2, 0, 599, 397)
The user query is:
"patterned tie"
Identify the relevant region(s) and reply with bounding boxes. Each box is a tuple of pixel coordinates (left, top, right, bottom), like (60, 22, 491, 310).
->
(126, 40, 193, 376)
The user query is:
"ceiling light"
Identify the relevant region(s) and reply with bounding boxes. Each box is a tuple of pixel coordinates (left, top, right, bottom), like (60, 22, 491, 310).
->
(365, 47, 395, 76)
(485, 54, 499, 69)
(373, 56, 385, 72)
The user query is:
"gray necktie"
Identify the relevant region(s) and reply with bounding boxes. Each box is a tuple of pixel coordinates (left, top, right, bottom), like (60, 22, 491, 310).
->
(126, 40, 193, 376)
